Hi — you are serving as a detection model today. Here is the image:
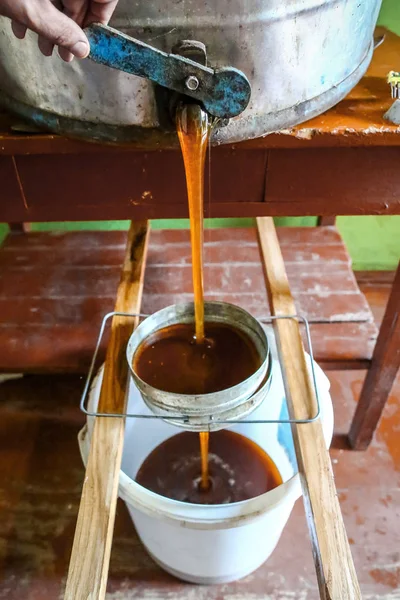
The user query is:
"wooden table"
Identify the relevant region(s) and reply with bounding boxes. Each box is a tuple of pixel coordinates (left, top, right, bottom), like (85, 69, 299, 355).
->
(0, 28, 399, 450)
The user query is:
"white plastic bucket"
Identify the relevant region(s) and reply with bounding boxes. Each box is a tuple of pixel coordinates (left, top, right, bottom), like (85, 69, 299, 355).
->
(79, 333, 333, 584)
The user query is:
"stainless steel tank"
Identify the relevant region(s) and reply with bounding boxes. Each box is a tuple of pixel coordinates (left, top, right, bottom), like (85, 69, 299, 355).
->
(0, 0, 382, 146)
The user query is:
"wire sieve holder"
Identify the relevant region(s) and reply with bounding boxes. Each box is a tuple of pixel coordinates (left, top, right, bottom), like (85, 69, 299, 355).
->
(80, 311, 321, 426)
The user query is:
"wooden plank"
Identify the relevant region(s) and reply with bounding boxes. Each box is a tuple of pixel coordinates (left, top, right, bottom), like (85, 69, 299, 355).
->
(308, 322, 376, 367)
(0, 229, 128, 250)
(349, 262, 400, 450)
(0, 319, 377, 374)
(141, 289, 372, 324)
(265, 147, 400, 216)
(0, 246, 127, 268)
(147, 232, 350, 266)
(356, 270, 397, 285)
(0, 156, 26, 221)
(142, 264, 361, 294)
(0, 226, 347, 255)
(0, 226, 376, 372)
(0, 243, 127, 268)
(317, 216, 336, 226)
(64, 221, 149, 599)
(256, 216, 361, 600)
(2, 148, 399, 223)
(5, 196, 400, 222)
(0, 325, 109, 373)
(12, 148, 267, 211)
(0, 321, 377, 374)
(0, 266, 123, 298)
(150, 227, 345, 245)
(0, 296, 116, 326)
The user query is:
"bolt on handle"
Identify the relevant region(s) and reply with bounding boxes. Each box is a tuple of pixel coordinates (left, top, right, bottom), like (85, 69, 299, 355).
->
(84, 23, 251, 119)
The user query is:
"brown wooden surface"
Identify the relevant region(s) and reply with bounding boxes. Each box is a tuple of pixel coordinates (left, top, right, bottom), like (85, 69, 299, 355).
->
(65, 221, 149, 599)
(317, 216, 336, 226)
(257, 217, 361, 599)
(0, 156, 25, 211)
(1, 148, 271, 222)
(0, 275, 398, 600)
(2, 145, 400, 222)
(0, 226, 377, 373)
(349, 261, 400, 450)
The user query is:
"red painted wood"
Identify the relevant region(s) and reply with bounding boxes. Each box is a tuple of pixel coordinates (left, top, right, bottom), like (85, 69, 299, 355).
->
(0, 322, 378, 374)
(264, 148, 400, 216)
(4, 198, 400, 222)
(2, 146, 400, 222)
(0, 157, 25, 220)
(10, 149, 268, 221)
(317, 216, 336, 226)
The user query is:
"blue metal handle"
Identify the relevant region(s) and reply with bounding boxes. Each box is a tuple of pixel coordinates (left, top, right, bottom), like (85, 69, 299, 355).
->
(84, 23, 251, 119)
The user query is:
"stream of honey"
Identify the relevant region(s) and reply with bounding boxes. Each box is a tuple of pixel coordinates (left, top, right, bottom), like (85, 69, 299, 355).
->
(176, 102, 210, 344)
(133, 103, 279, 503)
(176, 102, 211, 490)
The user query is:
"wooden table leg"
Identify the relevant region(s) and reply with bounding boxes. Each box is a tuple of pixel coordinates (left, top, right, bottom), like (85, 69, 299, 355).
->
(317, 216, 336, 226)
(8, 223, 30, 233)
(64, 221, 149, 599)
(349, 261, 400, 450)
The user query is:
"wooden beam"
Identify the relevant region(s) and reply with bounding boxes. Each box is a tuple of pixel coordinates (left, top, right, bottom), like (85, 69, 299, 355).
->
(256, 217, 361, 600)
(317, 216, 336, 226)
(64, 221, 149, 600)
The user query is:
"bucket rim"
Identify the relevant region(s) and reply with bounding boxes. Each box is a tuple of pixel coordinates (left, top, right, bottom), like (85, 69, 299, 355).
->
(126, 301, 270, 414)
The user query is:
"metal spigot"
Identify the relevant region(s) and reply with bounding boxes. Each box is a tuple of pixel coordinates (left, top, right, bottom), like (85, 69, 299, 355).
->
(84, 23, 251, 119)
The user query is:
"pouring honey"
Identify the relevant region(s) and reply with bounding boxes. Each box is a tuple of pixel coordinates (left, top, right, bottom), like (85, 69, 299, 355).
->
(132, 102, 280, 503)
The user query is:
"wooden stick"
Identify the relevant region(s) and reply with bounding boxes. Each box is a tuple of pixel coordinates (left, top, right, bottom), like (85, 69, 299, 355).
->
(64, 221, 149, 600)
(256, 217, 361, 600)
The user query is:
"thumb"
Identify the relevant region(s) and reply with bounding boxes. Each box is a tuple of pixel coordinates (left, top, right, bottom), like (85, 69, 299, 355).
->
(24, 0, 90, 58)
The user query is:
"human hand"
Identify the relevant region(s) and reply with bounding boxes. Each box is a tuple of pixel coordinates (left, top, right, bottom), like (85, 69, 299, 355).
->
(0, 0, 119, 62)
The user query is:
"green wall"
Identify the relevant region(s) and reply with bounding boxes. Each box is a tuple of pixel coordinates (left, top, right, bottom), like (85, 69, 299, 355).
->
(379, 0, 400, 34)
(0, 0, 399, 270)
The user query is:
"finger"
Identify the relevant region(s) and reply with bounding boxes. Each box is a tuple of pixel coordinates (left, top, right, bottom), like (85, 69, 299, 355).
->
(62, 0, 87, 26)
(22, 0, 90, 58)
(38, 35, 54, 56)
(51, 0, 71, 60)
(11, 20, 28, 39)
(84, 0, 119, 26)
(58, 46, 74, 62)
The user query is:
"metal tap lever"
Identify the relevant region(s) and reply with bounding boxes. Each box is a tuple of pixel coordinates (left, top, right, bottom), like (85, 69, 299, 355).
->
(84, 23, 251, 119)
